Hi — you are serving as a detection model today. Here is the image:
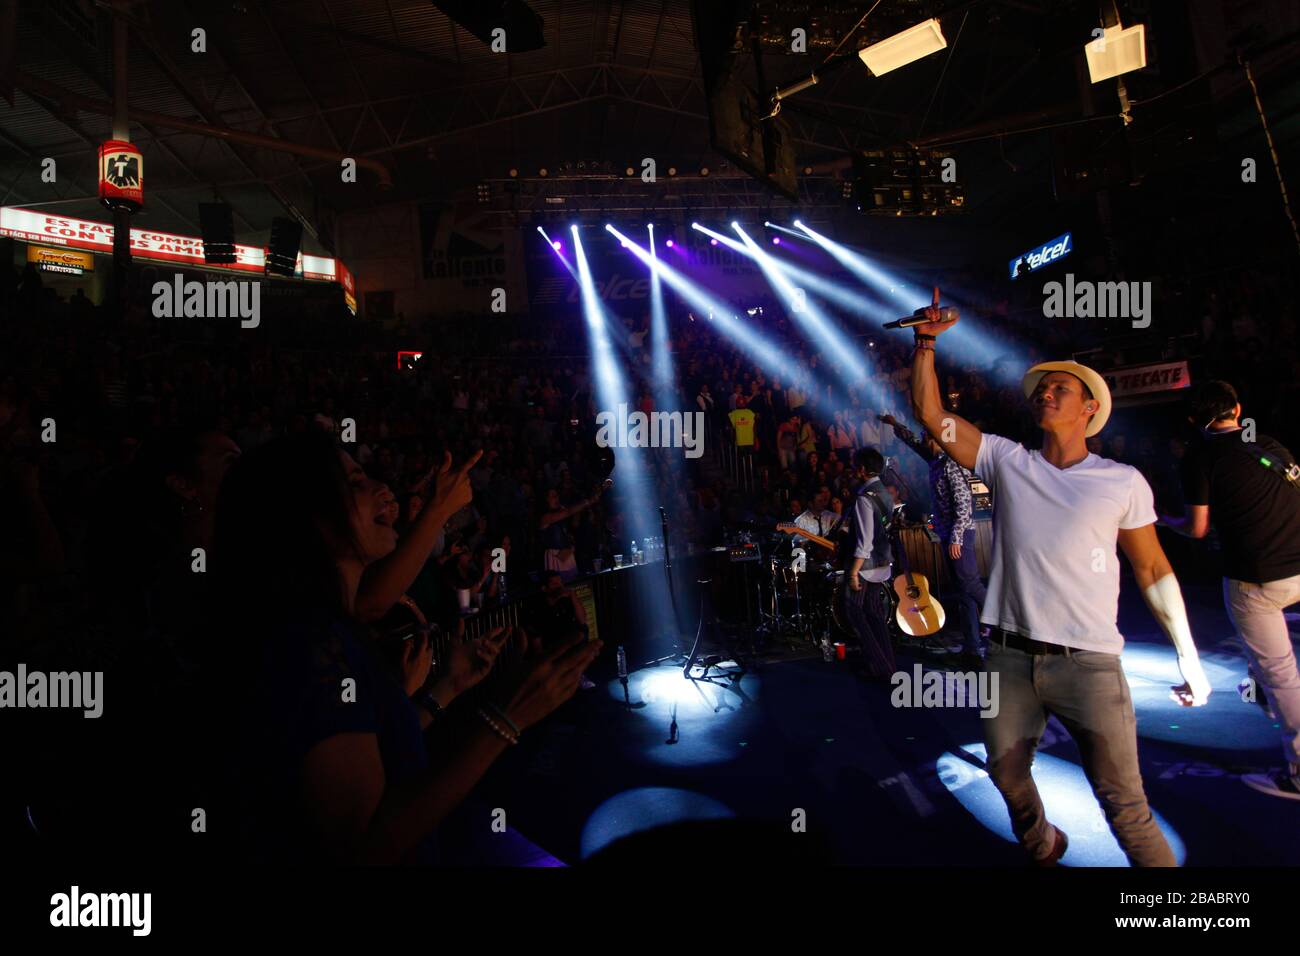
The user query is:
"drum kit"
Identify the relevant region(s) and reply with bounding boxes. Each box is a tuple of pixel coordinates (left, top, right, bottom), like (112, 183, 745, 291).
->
(714, 523, 898, 650)
(716, 514, 951, 652)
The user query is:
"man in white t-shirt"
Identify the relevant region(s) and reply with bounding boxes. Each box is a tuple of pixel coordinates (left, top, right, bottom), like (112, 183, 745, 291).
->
(909, 287, 1211, 868)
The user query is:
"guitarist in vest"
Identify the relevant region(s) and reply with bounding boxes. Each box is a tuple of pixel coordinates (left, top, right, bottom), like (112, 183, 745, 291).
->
(909, 286, 1212, 867)
(838, 447, 896, 679)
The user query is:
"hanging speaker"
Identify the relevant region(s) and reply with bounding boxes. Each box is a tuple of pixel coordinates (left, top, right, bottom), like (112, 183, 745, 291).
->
(265, 217, 303, 277)
(198, 203, 236, 264)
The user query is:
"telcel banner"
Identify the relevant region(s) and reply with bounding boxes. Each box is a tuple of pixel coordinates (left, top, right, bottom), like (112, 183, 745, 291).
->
(1009, 232, 1071, 279)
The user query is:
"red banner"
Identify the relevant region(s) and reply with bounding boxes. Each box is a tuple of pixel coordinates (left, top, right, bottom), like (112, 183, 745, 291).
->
(99, 141, 144, 210)
(1, 207, 354, 292)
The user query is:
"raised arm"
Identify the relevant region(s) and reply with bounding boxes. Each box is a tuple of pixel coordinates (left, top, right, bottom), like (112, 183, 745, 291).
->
(909, 286, 981, 472)
(302, 632, 601, 864)
(880, 414, 932, 463)
(538, 482, 607, 530)
(356, 450, 481, 623)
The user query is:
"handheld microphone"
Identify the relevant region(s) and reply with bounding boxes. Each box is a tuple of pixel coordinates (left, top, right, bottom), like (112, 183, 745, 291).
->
(882, 306, 958, 330)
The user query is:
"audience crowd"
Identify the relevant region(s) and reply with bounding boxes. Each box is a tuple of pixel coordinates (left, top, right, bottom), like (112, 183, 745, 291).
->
(2, 249, 1295, 864)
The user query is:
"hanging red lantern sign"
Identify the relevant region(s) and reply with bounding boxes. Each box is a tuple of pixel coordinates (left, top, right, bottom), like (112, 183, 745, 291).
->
(98, 141, 144, 211)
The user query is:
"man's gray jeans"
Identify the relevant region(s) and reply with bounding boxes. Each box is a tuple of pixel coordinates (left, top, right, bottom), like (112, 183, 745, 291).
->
(982, 638, 1176, 867)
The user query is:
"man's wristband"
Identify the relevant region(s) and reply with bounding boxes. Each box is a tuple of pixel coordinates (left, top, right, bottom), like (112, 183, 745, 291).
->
(914, 332, 936, 341)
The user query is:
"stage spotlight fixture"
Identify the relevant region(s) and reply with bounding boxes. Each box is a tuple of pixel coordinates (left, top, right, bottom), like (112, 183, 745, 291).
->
(858, 18, 947, 77)
(668, 167, 678, 176)
(665, 239, 674, 248)
(625, 166, 635, 176)
(509, 168, 518, 178)
(772, 237, 780, 245)
(539, 167, 549, 177)
(1085, 22, 1147, 83)
(701, 166, 710, 176)
(552, 240, 562, 251)
(710, 238, 718, 246)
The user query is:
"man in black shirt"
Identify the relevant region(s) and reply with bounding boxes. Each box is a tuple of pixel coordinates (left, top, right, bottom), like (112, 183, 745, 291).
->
(1162, 381, 1300, 801)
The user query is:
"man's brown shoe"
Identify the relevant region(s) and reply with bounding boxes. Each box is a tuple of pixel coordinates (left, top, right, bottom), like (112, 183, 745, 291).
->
(1034, 826, 1069, 866)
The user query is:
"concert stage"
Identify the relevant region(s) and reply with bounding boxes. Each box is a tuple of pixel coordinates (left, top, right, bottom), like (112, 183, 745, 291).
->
(473, 579, 1300, 867)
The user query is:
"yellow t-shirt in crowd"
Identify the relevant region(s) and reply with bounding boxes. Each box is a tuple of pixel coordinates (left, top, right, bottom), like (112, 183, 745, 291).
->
(729, 408, 756, 446)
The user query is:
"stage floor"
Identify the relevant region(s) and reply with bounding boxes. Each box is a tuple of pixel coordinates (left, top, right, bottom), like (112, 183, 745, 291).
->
(473, 580, 1300, 867)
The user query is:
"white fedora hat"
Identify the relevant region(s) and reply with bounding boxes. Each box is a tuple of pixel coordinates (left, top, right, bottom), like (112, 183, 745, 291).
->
(1021, 360, 1112, 437)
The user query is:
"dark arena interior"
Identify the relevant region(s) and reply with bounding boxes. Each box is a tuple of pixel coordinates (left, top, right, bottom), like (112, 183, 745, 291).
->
(2, 0, 1299, 935)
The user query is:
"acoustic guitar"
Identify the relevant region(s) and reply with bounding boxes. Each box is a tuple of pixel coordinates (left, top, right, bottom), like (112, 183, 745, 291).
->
(890, 526, 945, 637)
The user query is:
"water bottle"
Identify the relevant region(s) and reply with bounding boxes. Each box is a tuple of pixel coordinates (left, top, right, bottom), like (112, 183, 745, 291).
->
(616, 646, 628, 681)
(630, 540, 640, 565)
(641, 538, 650, 564)
(821, 634, 834, 663)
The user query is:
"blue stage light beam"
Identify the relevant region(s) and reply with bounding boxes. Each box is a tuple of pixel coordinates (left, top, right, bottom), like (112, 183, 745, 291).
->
(607, 225, 803, 388)
(792, 220, 1009, 362)
(689, 222, 886, 322)
(647, 224, 674, 397)
(793, 220, 924, 309)
(538, 226, 570, 265)
(766, 222, 816, 242)
(764, 245, 895, 322)
(571, 226, 656, 542)
(693, 222, 894, 407)
(730, 223, 876, 393)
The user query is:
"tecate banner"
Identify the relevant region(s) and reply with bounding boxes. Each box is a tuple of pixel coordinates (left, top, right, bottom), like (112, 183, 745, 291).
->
(1009, 232, 1071, 279)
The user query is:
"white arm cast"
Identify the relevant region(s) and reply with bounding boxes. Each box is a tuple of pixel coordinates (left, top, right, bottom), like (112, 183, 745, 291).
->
(1142, 574, 1212, 706)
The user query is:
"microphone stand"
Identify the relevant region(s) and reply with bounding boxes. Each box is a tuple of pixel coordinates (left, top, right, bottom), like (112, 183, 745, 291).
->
(660, 506, 684, 642)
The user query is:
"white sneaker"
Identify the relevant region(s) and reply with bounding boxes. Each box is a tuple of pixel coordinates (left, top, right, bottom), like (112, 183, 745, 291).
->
(1242, 764, 1300, 801)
